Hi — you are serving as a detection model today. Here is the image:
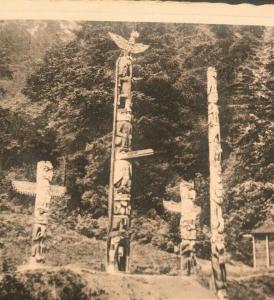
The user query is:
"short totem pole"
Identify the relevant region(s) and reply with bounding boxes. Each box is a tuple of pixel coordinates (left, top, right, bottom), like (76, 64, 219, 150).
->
(12, 161, 66, 265)
(207, 67, 228, 299)
(107, 31, 153, 273)
(164, 180, 201, 275)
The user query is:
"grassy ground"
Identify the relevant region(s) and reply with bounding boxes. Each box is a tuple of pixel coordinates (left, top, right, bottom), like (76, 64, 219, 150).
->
(0, 207, 181, 274)
(197, 259, 274, 300)
(2, 203, 274, 299)
(0, 267, 217, 300)
(228, 275, 274, 300)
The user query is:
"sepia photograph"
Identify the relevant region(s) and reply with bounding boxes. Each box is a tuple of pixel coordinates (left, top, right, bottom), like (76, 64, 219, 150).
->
(0, 2, 273, 300)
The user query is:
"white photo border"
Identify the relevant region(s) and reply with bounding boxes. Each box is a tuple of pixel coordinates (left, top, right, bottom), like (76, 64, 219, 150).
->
(0, 0, 274, 27)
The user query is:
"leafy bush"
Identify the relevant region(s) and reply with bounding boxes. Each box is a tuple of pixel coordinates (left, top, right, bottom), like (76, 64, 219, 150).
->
(0, 270, 94, 300)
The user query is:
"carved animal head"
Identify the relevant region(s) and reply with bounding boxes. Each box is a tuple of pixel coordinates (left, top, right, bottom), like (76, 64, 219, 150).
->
(129, 31, 140, 45)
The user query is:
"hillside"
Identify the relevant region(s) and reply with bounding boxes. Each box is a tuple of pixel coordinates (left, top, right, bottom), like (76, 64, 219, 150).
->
(0, 20, 80, 116)
(0, 267, 218, 300)
(14, 22, 273, 261)
(2, 265, 274, 300)
(0, 21, 273, 299)
(1, 195, 274, 299)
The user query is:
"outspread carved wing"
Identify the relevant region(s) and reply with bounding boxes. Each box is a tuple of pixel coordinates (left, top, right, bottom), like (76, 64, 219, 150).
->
(12, 181, 37, 196)
(132, 43, 150, 54)
(50, 185, 66, 197)
(163, 200, 181, 214)
(108, 32, 129, 50)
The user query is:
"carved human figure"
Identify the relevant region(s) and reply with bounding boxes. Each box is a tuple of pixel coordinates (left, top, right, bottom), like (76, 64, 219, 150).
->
(117, 52, 132, 106)
(114, 201, 131, 215)
(12, 161, 66, 265)
(116, 109, 132, 124)
(31, 161, 53, 263)
(116, 120, 132, 149)
(209, 109, 219, 127)
(207, 67, 218, 103)
(108, 235, 121, 273)
(118, 89, 132, 112)
(113, 159, 132, 193)
(180, 181, 200, 275)
(108, 234, 129, 273)
(117, 51, 132, 79)
(211, 235, 227, 298)
(112, 215, 129, 231)
(163, 180, 200, 275)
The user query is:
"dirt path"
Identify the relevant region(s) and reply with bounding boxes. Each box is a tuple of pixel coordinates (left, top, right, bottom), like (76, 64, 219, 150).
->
(81, 272, 217, 300)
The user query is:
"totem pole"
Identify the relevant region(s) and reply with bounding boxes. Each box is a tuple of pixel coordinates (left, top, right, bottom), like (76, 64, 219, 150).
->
(12, 161, 66, 265)
(163, 180, 200, 275)
(207, 67, 228, 299)
(107, 31, 153, 273)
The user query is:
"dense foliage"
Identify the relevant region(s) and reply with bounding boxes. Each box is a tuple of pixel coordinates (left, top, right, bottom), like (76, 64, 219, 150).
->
(0, 270, 95, 300)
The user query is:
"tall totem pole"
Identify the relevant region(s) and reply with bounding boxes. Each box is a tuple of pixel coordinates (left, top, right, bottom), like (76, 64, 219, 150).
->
(207, 67, 228, 299)
(107, 31, 153, 273)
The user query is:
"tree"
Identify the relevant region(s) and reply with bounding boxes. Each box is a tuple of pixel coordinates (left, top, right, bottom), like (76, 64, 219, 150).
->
(21, 22, 274, 260)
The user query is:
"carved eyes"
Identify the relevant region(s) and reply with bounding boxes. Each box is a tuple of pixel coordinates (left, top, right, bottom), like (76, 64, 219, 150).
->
(43, 167, 53, 172)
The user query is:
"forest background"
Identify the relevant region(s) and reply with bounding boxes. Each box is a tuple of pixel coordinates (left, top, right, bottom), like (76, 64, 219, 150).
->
(0, 21, 273, 269)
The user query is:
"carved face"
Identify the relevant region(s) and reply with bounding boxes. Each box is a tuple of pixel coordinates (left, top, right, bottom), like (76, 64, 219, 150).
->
(117, 110, 132, 122)
(114, 159, 132, 186)
(37, 161, 53, 182)
(207, 66, 217, 79)
(180, 180, 195, 200)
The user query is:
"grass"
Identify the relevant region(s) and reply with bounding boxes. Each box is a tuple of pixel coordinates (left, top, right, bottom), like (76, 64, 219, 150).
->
(1, 198, 274, 299)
